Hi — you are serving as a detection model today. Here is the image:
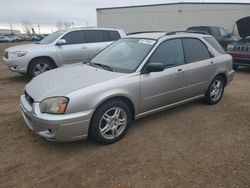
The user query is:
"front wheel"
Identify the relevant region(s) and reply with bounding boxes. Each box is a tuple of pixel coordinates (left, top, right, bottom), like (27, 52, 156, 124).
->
(28, 58, 55, 77)
(204, 76, 225, 105)
(89, 100, 132, 144)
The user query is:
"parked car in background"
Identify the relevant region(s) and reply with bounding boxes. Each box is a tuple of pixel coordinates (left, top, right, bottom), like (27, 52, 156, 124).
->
(0, 36, 8, 43)
(187, 26, 237, 49)
(20, 31, 234, 144)
(226, 18, 250, 69)
(227, 37, 250, 69)
(3, 27, 126, 77)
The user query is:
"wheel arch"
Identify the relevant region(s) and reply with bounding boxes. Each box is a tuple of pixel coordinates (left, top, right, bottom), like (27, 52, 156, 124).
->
(28, 56, 57, 72)
(216, 72, 227, 86)
(92, 95, 136, 121)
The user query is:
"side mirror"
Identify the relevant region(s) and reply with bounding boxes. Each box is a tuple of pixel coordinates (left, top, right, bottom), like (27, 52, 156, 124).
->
(144, 63, 164, 73)
(57, 39, 66, 45)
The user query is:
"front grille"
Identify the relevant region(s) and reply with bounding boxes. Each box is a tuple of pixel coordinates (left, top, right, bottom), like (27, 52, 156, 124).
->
(4, 51, 8, 59)
(24, 91, 34, 105)
(234, 45, 250, 52)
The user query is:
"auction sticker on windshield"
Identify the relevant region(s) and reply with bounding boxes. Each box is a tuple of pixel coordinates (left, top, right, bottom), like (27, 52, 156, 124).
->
(138, 39, 156, 45)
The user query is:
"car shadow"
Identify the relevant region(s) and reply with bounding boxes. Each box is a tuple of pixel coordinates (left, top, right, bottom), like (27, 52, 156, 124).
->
(235, 66, 250, 73)
(0, 74, 30, 84)
(33, 100, 204, 151)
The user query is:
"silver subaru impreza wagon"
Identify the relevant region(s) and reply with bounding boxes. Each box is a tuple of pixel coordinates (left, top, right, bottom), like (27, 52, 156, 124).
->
(20, 31, 234, 144)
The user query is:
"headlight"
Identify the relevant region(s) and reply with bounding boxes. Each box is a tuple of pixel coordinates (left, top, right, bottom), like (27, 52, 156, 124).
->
(9, 50, 27, 58)
(40, 97, 69, 114)
(227, 44, 234, 51)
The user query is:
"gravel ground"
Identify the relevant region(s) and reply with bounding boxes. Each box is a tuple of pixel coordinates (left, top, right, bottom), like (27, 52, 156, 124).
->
(0, 42, 249, 188)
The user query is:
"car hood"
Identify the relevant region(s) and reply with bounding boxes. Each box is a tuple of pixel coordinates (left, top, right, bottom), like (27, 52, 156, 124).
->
(25, 64, 125, 102)
(5, 43, 49, 52)
(236, 16, 250, 38)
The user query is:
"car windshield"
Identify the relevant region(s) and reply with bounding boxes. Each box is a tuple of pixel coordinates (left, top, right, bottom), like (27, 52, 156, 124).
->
(38, 31, 65, 44)
(90, 38, 156, 73)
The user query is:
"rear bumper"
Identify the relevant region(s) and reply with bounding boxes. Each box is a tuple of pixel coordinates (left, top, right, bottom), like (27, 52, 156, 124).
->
(226, 70, 234, 85)
(20, 94, 93, 142)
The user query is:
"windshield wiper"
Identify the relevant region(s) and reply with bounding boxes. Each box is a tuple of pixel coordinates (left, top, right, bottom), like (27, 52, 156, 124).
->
(92, 63, 113, 72)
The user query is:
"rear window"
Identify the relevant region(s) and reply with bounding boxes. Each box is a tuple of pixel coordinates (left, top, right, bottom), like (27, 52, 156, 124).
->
(182, 38, 211, 63)
(204, 37, 225, 54)
(187, 27, 210, 34)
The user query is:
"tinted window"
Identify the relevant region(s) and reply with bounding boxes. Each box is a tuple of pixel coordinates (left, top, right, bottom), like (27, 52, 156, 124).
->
(211, 27, 221, 38)
(62, 31, 85, 45)
(182, 38, 211, 63)
(85, 30, 105, 43)
(187, 27, 210, 34)
(204, 37, 225, 54)
(107, 31, 120, 41)
(149, 39, 184, 67)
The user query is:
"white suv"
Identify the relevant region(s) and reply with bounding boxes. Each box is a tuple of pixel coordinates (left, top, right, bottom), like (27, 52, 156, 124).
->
(3, 28, 126, 77)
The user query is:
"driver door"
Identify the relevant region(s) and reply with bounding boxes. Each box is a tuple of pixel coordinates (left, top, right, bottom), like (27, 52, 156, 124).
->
(140, 39, 188, 113)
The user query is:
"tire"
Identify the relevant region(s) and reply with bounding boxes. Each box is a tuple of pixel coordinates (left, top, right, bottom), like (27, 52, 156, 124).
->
(89, 100, 132, 144)
(204, 76, 225, 105)
(233, 65, 238, 70)
(28, 58, 55, 78)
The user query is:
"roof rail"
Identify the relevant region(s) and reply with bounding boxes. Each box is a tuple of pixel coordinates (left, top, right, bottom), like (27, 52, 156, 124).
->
(127, 31, 166, 35)
(165, 30, 209, 35)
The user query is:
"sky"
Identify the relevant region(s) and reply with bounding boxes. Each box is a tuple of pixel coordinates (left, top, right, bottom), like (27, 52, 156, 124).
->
(0, 0, 249, 33)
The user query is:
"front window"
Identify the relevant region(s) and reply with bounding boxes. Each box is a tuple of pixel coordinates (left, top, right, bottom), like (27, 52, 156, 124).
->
(149, 39, 184, 67)
(91, 38, 156, 73)
(38, 31, 65, 44)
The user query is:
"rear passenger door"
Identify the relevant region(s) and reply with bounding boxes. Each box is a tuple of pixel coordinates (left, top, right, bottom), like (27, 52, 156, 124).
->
(182, 38, 216, 98)
(84, 30, 121, 58)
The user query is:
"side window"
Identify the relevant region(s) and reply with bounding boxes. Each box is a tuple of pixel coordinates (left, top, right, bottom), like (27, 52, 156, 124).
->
(211, 27, 221, 38)
(108, 31, 121, 41)
(182, 38, 211, 63)
(219, 28, 229, 38)
(149, 39, 184, 67)
(85, 30, 105, 43)
(62, 31, 85, 45)
(204, 37, 225, 54)
(188, 27, 210, 34)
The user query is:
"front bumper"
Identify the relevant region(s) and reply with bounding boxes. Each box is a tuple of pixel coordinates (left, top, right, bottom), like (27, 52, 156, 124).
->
(20, 94, 93, 142)
(227, 51, 250, 66)
(3, 56, 29, 74)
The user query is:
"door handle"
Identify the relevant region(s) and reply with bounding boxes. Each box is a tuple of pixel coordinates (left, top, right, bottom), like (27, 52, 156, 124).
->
(81, 46, 87, 49)
(210, 61, 214, 64)
(177, 68, 183, 72)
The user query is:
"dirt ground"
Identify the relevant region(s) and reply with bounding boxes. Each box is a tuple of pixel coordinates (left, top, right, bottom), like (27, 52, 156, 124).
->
(0, 42, 249, 188)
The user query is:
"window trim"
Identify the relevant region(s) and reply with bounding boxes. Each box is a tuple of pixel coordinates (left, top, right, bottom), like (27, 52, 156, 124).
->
(181, 37, 214, 64)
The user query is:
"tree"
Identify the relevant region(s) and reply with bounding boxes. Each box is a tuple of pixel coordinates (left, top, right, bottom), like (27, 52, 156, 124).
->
(21, 20, 33, 35)
(56, 20, 73, 31)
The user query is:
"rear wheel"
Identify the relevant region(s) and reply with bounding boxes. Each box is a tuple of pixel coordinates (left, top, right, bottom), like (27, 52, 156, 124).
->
(89, 100, 132, 144)
(233, 64, 238, 70)
(28, 58, 55, 77)
(204, 76, 225, 105)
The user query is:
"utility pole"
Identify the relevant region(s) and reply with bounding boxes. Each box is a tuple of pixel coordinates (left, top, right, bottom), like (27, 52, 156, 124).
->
(9, 23, 13, 35)
(38, 24, 40, 34)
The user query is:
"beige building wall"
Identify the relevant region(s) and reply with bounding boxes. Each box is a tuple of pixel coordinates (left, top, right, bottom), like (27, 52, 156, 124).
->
(97, 3, 250, 37)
